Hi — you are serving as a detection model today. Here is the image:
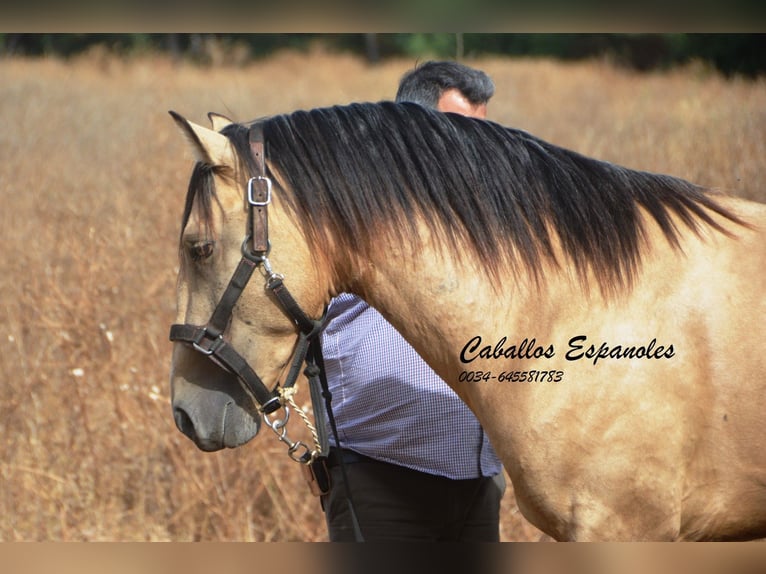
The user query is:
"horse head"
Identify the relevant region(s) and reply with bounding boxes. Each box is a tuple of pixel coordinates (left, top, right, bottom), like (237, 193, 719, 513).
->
(168, 111, 329, 451)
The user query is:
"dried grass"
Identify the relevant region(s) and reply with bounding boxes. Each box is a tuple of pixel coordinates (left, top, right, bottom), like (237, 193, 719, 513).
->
(1, 49, 764, 541)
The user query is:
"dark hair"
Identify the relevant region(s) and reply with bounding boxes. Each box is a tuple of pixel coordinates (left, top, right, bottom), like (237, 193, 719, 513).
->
(395, 60, 495, 108)
(201, 102, 742, 295)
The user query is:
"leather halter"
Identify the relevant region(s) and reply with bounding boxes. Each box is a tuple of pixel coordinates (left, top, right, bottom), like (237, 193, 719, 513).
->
(169, 123, 325, 416)
(169, 122, 362, 539)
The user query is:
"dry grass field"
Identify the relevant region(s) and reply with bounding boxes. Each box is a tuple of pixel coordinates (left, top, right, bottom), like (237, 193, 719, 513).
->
(1, 44, 764, 542)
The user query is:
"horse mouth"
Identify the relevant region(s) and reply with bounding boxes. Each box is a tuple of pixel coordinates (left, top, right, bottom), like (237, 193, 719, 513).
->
(197, 437, 226, 452)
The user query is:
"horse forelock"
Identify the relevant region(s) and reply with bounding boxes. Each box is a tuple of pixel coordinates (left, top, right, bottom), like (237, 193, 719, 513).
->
(216, 102, 743, 296)
(179, 162, 219, 246)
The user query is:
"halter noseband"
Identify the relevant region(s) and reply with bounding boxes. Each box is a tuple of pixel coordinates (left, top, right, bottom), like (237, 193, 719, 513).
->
(169, 123, 325, 419)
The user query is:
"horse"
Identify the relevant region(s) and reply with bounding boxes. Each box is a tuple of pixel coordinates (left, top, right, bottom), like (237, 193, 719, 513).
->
(167, 101, 766, 541)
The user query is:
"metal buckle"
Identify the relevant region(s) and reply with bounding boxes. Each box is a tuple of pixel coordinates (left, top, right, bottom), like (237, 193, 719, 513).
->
(192, 328, 224, 356)
(247, 176, 272, 206)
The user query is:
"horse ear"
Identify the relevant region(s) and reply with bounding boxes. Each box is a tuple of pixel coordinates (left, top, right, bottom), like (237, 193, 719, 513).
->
(169, 110, 232, 166)
(208, 112, 234, 131)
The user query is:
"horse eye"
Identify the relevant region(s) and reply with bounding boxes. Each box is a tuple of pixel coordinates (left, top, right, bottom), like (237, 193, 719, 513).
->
(188, 240, 215, 262)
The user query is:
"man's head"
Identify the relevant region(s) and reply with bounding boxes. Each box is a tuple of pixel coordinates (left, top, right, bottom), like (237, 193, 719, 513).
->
(395, 60, 495, 119)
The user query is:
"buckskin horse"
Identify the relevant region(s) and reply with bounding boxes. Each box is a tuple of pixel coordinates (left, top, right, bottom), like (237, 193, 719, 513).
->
(167, 102, 766, 541)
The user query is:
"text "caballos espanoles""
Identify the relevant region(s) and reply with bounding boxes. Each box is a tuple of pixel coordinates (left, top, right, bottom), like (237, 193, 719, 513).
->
(460, 335, 675, 366)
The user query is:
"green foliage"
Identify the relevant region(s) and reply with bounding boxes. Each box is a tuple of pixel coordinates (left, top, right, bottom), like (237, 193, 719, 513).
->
(2, 33, 764, 78)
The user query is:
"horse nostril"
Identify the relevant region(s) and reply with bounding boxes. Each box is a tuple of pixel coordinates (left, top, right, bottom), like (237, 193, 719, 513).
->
(173, 407, 197, 440)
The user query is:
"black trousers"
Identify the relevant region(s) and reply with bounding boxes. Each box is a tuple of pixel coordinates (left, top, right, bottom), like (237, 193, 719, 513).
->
(320, 448, 505, 542)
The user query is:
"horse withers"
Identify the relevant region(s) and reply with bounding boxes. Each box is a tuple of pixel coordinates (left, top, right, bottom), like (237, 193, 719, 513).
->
(167, 103, 766, 541)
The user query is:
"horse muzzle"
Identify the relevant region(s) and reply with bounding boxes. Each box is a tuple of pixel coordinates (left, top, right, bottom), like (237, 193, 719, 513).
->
(172, 389, 261, 451)
(170, 346, 262, 451)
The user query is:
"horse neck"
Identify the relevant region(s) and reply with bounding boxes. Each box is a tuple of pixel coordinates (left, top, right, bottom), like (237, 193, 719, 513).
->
(339, 231, 530, 379)
(332, 215, 598, 384)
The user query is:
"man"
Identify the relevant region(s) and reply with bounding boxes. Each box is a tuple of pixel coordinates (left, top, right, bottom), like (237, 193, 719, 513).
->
(395, 59, 493, 118)
(317, 61, 505, 542)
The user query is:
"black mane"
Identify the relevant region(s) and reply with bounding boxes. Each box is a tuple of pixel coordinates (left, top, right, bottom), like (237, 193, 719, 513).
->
(205, 101, 742, 294)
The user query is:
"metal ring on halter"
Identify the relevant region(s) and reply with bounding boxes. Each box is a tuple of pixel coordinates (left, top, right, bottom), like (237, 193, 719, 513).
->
(259, 395, 282, 415)
(241, 236, 270, 263)
(263, 405, 290, 430)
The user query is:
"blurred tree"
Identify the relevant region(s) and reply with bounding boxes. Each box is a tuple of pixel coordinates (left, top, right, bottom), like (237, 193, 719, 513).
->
(684, 33, 766, 77)
(1, 33, 764, 78)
